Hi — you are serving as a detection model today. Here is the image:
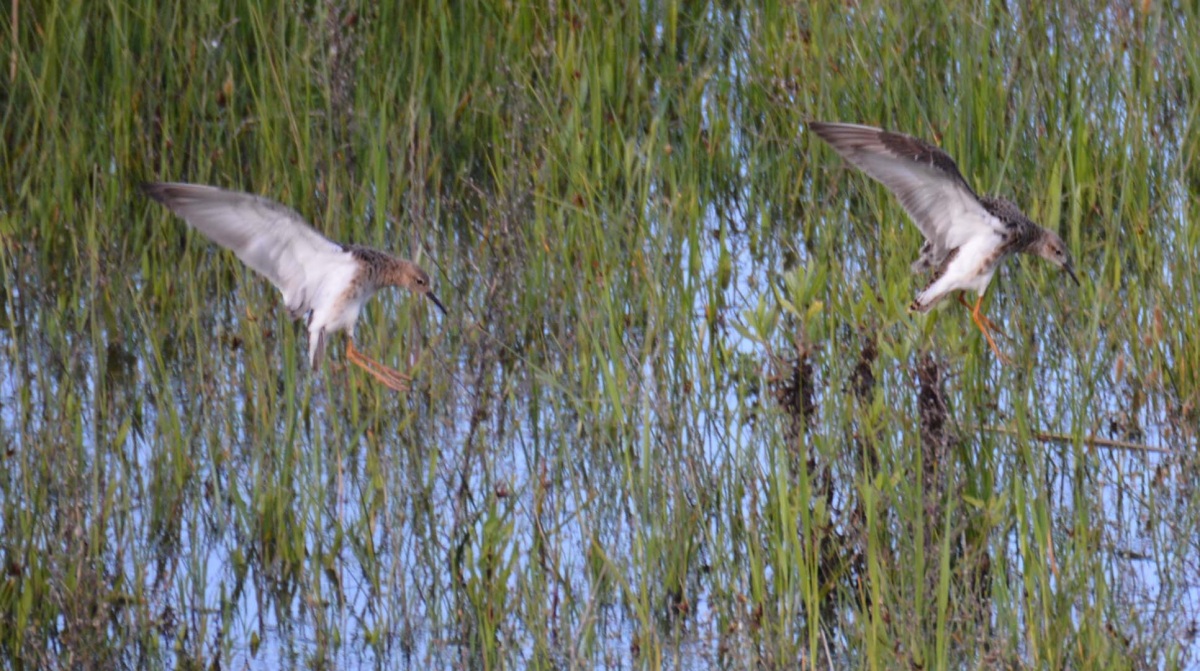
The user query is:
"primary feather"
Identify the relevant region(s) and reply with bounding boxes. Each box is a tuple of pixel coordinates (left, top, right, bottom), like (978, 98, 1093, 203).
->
(809, 122, 1008, 257)
(142, 182, 363, 323)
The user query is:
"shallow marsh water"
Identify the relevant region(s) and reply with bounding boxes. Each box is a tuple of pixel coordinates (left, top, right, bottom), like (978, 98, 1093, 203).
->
(1, 1, 1199, 668)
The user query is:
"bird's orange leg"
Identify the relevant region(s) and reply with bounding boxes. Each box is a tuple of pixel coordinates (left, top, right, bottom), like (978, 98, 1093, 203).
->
(966, 295, 1010, 365)
(956, 292, 1005, 336)
(346, 340, 411, 392)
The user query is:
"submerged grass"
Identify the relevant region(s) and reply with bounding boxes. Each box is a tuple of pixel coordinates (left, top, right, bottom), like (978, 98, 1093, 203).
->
(2, 0, 1199, 668)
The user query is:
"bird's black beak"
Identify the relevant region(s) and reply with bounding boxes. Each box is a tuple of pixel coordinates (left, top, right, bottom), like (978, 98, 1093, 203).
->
(1064, 261, 1080, 287)
(427, 291, 448, 315)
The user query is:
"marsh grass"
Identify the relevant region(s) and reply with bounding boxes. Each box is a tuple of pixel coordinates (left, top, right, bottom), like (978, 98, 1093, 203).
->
(2, 0, 1199, 668)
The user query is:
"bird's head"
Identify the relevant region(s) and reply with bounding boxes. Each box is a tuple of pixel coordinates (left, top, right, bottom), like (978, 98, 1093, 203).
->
(1036, 231, 1080, 287)
(399, 262, 447, 315)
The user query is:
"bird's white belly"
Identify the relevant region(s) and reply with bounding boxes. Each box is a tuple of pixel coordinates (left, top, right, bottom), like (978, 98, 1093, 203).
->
(915, 234, 1002, 307)
(942, 241, 998, 295)
(324, 289, 373, 334)
(306, 253, 367, 335)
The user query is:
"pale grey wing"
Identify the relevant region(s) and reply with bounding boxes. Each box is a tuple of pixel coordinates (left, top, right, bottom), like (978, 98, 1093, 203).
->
(143, 182, 357, 315)
(809, 122, 1005, 253)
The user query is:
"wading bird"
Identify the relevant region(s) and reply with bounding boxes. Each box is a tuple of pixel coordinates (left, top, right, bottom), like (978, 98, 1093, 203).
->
(810, 122, 1079, 362)
(143, 182, 446, 391)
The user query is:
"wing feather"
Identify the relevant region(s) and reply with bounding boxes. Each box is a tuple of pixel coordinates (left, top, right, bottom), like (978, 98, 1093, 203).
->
(142, 182, 357, 316)
(810, 122, 1005, 253)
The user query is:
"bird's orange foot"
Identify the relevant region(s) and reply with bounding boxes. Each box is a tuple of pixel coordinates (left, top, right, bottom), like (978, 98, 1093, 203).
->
(980, 329, 1011, 365)
(347, 341, 412, 392)
(957, 292, 1006, 337)
(965, 295, 1011, 365)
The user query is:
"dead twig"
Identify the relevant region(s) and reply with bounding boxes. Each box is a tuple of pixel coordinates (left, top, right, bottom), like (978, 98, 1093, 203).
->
(978, 425, 1173, 455)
